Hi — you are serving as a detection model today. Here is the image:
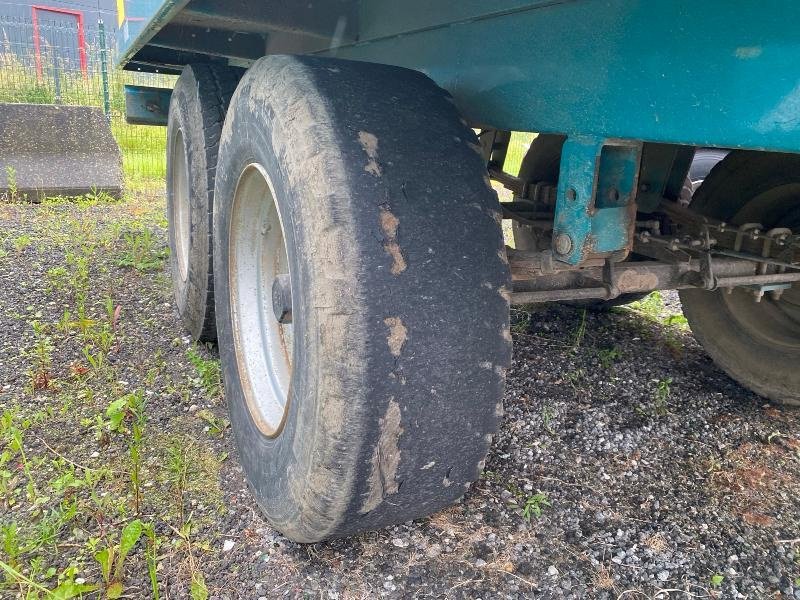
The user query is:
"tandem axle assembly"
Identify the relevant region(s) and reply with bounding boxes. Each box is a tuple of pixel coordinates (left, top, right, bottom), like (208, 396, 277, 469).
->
(492, 135, 800, 307)
(507, 251, 800, 304)
(506, 203, 800, 305)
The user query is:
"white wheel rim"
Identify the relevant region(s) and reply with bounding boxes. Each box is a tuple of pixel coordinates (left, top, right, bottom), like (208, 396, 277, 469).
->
(229, 163, 293, 437)
(170, 128, 191, 282)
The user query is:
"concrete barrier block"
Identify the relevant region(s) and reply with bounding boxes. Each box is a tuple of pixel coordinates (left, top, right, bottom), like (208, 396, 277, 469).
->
(0, 103, 123, 201)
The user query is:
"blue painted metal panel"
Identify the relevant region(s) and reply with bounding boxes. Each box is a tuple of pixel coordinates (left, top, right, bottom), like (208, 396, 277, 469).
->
(356, 0, 552, 41)
(329, 1, 800, 154)
(118, 0, 800, 154)
(116, 0, 186, 66)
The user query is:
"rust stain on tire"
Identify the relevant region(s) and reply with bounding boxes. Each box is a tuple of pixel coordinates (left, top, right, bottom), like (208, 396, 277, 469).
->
(361, 399, 403, 514)
(379, 207, 407, 275)
(384, 317, 408, 357)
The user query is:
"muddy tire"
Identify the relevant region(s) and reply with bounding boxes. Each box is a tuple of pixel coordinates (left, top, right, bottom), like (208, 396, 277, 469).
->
(166, 63, 243, 341)
(679, 151, 800, 406)
(213, 55, 512, 542)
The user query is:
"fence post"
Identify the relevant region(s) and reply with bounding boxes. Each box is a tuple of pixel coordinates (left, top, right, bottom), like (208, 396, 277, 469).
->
(99, 19, 112, 121)
(53, 59, 62, 104)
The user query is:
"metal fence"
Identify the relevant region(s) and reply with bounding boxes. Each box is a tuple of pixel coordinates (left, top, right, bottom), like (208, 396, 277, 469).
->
(0, 14, 538, 191)
(0, 15, 175, 187)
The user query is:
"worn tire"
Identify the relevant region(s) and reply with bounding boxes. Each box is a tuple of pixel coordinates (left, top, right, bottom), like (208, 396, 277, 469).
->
(166, 63, 243, 341)
(213, 55, 512, 542)
(679, 151, 800, 406)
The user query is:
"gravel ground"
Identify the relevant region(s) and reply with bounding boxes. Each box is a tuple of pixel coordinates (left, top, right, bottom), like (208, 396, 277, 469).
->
(0, 194, 798, 599)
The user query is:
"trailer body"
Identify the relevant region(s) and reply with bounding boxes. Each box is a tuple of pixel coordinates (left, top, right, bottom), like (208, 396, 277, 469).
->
(119, 1, 800, 153)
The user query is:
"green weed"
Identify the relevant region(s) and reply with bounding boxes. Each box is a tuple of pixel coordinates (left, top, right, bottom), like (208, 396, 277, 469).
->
(664, 314, 688, 329)
(3, 166, 19, 203)
(173, 521, 208, 600)
(571, 309, 587, 352)
(94, 519, 144, 599)
(0, 559, 98, 599)
(25, 321, 54, 392)
(187, 348, 222, 398)
(167, 441, 190, 524)
(1, 412, 37, 502)
(143, 523, 161, 600)
(597, 347, 621, 370)
(117, 225, 168, 272)
(522, 492, 551, 521)
(12, 234, 32, 253)
(196, 409, 229, 438)
(103, 391, 147, 513)
(653, 378, 672, 416)
(628, 291, 665, 320)
(541, 405, 555, 434)
(46, 265, 69, 291)
(624, 292, 691, 356)
(565, 367, 586, 390)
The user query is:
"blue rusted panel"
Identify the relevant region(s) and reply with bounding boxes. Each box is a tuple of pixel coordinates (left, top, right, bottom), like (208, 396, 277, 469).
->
(553, 137, 641, 265)
(124, 84, 172, 126)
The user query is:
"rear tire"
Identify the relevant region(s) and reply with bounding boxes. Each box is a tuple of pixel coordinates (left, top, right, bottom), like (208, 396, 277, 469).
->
(688, 148, 729, 192)
(679, 151, 800, 406)
(214, 55, 512, 542)
(167, 63, 243, 341)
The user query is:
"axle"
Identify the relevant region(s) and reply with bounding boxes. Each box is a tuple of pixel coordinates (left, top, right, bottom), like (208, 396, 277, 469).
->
(508, 252, 800, 304)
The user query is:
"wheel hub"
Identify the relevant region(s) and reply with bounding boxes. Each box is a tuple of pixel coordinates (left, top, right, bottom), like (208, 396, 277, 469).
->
(228, 163, 293, 437)
(170, 128, 191, 282)
(271, 274, 293, 324)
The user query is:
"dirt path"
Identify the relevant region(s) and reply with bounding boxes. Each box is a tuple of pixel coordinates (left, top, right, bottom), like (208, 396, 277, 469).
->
(0, 194, 798, 599)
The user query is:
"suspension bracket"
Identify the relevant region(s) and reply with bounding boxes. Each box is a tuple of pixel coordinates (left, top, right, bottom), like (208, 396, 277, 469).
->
(552, 136, 642, 265)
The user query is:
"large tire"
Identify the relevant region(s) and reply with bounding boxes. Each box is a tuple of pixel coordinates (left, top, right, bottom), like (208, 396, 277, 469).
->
(166, 63, 242, 341)
(679, 151, 800, 406)
(213, 55, 511, 542)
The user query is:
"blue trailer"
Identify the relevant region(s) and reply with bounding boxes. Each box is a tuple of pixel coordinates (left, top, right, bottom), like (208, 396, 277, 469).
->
(118, 1, 800, 542)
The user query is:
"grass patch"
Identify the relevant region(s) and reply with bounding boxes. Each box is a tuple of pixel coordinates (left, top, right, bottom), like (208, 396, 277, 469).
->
(0, 195, 227, 598)
(622, 291, 691, 355)
(504, 132, 537, 176)
(186, 348, 222, 400)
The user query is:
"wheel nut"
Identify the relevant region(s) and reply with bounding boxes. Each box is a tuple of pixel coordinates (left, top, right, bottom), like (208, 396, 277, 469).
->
(272, 274, 293, 324)
(554, 233, 573, 256)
